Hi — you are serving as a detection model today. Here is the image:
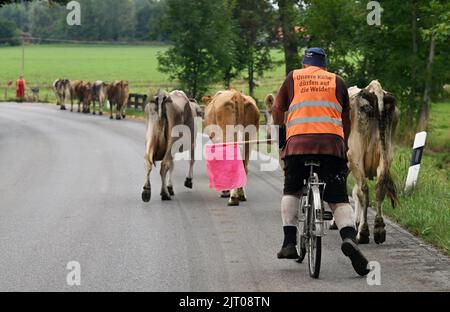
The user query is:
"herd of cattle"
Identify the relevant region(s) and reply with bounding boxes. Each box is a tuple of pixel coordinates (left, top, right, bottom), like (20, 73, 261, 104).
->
(53, 79, 129, 120)
(53, 78, 399, 245)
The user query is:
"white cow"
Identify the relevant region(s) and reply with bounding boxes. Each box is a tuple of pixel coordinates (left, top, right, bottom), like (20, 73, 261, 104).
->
(142, 90, 196, 203)
(347, 80, 400, 244)
(52, 79, 70, 110)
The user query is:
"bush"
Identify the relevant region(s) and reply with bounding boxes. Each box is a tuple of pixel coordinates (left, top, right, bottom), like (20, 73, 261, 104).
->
(0, 19, 20, 46)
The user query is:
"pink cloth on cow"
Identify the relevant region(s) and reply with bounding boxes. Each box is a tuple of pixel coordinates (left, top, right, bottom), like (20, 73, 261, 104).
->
(206, 143, 247, 192)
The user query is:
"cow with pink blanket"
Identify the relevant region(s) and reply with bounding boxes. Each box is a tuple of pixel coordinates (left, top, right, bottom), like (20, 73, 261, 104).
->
(203, 90, 260, 206)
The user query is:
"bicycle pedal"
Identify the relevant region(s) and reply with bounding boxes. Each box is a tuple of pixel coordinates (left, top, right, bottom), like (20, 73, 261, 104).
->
(323, 211, 333, 221)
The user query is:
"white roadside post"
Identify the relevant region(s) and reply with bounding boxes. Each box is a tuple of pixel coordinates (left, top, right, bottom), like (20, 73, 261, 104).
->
(405, 131, 427, 193)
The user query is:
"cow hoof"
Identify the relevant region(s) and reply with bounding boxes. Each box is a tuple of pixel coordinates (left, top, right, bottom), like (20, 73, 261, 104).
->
(161, 193, 172, 201)
(221, 191, 231, 198)
(60, 106, 66, 111)
(374, 228, 386, 244)
(122, 114, 127, 119)
(228, 197, 240, 206)
(70, 109, 73, 112)
(374, 216, 386, 244)
(357, 223, 370, 244)
(116, 116, 122, 120)
(357, 233, 370, 245)
(99, 112, 103, 116)
(237, 188, 246, 201)
(142, 189, 151, 203)
(184, 178, 193, 189)
(110, 116, 113, 120)
(168, 186, 175, 196)
(93, 112, 96, 115)
(238, 195, 247, 202)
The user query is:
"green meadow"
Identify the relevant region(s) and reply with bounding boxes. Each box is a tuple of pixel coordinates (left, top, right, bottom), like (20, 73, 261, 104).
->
(0, 44, 285, 103)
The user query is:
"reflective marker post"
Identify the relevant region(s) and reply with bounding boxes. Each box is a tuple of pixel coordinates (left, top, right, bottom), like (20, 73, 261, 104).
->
(405, 132, 427, 193)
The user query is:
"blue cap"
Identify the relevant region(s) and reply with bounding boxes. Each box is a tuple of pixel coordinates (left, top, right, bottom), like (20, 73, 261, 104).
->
(303, 48, 327, 68)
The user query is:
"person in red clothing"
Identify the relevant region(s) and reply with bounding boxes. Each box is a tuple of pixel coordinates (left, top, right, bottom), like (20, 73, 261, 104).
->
(273, 48, 370, 276)
(16, 75, 26, 102)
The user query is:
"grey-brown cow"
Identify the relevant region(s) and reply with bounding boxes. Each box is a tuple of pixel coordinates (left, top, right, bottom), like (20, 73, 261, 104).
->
(347, 80, 400, 245)
(141, 90, 197, 203)
(91, 81, 108, 116)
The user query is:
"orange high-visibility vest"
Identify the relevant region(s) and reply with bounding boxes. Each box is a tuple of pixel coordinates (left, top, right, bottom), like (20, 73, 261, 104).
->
(286, 66, 344, 140)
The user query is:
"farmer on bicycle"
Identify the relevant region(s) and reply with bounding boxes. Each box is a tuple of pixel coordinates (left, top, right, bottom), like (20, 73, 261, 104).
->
(273, 48, 370, 276)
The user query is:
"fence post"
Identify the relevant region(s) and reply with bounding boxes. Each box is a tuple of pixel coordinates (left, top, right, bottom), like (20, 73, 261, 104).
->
(143, 95, 148, 111)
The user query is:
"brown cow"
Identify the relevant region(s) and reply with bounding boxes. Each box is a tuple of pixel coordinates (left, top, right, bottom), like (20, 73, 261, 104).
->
(107, 80, 129, 120)
(203, 90, 260, 206)
(69, 80, 92, 113)
(347, 80, 400, 244)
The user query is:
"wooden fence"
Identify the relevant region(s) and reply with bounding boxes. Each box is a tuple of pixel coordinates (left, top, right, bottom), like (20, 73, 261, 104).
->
(127, 93, 148, 111)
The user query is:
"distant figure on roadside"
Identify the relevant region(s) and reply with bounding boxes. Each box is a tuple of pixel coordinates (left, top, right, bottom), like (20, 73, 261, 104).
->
(16, 76, 26, 102)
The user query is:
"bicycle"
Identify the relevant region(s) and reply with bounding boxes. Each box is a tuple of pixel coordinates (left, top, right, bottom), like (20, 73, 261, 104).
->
(296, 160, 333, 279)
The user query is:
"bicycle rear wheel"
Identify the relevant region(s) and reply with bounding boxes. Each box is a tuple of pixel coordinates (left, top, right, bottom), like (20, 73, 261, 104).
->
(308, 186, 322, 279)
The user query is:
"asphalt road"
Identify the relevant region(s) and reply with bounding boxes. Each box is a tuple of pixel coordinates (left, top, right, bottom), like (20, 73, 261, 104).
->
(0, 102, 449, 292)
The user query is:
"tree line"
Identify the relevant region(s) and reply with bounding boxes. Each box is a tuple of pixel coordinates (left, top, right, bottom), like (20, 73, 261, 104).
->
(0, 0, 168, 43)
(1, 0, 449, 132)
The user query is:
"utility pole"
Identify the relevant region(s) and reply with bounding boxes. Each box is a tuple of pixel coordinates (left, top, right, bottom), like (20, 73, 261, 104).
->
(21, 38, 25, 76)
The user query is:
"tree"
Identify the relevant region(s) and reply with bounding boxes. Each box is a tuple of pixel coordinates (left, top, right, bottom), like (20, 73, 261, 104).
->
(417, 0, 450, 131)
(0, 0, 68, 7)
(303, 0, 361, 82)
(277, 0, 302, 75)
(158, 0, 234, 99)
(28, 0, 65, 40)
(0, 1, 29, 31)
(135, 0, 168, 41)
(303, 0, 450, 135)
(0, 18, 20, 45)
(231, 0, 274, 98)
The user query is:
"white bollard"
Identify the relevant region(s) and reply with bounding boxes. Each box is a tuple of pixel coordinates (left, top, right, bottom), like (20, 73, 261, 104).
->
(405, 131, 427, 193)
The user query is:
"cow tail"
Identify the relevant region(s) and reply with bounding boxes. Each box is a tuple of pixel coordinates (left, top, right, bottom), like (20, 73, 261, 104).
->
(233, 92, 245, 136)
(376, 170, 398, 208)
(377, 98, 399, 208)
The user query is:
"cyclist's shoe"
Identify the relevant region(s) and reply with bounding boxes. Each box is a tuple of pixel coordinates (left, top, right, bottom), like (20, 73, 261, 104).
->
(341, 238, 370, 276)
(277, 245, 299, 259)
